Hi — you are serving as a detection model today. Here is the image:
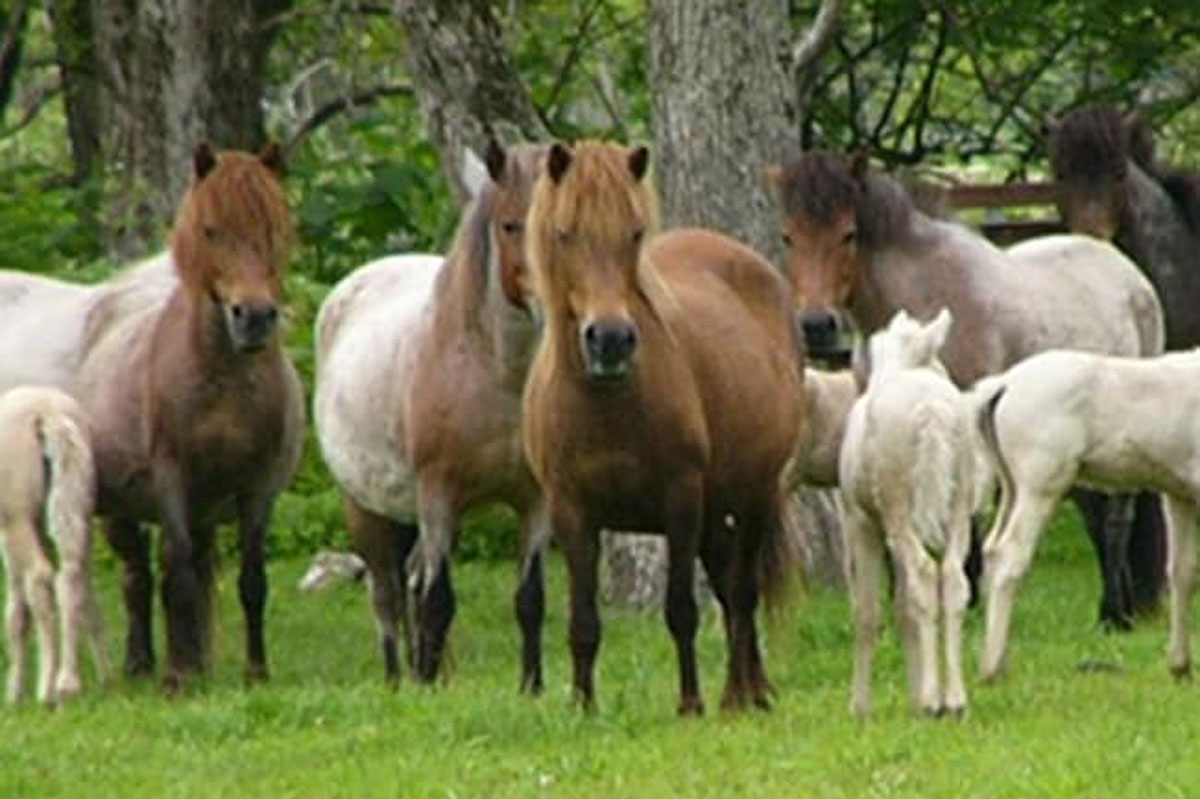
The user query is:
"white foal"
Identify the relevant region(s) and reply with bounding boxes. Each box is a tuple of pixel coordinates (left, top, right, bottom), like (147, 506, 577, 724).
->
(0, 386, 108, 704)
(975, 348, 1200, 681)
(839, 309, 977, 717)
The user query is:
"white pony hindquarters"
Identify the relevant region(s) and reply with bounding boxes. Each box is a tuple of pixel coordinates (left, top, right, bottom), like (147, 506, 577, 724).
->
(38, 407, 107, 698)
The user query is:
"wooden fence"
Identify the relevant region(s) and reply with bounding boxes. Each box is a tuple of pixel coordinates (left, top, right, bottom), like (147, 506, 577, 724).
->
(945, 180, 1064, 244)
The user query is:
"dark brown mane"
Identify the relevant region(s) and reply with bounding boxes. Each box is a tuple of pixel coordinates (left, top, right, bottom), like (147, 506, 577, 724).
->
(1051, 105, 1200, 233)
(1049, 106, 1157, 181)
(775, 151, 917, 248)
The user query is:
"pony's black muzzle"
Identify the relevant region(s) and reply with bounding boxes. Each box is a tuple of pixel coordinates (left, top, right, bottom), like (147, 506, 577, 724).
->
(226, 301, 279, 351)
(799, 308, 850, 365)
(581, 318, 638, 381)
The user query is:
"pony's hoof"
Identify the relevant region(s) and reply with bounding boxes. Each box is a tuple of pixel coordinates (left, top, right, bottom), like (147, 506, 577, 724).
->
(160, 672, 187, 697)
(941, 704, 967, 720)
(520, 677, 544, 696)
(124, 658, 155, 681)
(677, 696, 705, 717)
(1170, 661, 1192, 682)
(1099, 608, 1133, 633)
(244, 663, 270, 686)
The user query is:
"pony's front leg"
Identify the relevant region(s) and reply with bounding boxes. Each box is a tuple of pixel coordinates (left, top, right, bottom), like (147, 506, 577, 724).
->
(154, 463, 205, 689)
(237, 492, 276, 683)
(515, 502, 551, 695)
(103, 518, 154, 678)
(664, 478, 704, 716)
(844, 506, 884, 719)
(413, 482, 459, 683)
(1164, 495, 1197, 679)
(554, 501, 600, 710)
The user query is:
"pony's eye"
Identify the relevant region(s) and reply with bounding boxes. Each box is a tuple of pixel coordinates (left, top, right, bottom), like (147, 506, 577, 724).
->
(203, 225, 219, 241)
(502, 221, 523, 235)
(842, 230, 857, 246)
(632, 228, 644, 245)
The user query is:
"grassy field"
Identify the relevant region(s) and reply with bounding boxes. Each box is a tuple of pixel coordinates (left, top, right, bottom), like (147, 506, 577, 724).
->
(2, 506, 1199, 799)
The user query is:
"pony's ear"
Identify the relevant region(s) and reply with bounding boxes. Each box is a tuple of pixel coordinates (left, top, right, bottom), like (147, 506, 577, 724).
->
(628, 146, 650, 181)
(849, 150, 870, 184)
(461, 147, 489, 198)
(193, 142, 217, 180)
(547, 142, 573, 184)
(259, 142, 285, 176)
(926, 307, 953, 354)
(484, 137, 507, 182)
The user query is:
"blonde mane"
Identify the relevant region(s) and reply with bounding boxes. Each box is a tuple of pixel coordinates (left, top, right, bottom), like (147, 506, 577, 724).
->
(526, 141, 676, 326)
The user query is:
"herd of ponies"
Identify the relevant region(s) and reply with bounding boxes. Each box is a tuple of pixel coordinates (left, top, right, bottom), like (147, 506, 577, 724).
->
(1, 105, 1199, 720)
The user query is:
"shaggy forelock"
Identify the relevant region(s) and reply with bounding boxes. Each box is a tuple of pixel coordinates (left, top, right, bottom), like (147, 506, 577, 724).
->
(1049, 107, 1131, 181)
(776, 151, 861, 224)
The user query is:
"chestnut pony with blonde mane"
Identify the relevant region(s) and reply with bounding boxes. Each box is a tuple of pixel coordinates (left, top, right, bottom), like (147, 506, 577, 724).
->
(523, 141, 803, 714)
(0, 144, 304, 688)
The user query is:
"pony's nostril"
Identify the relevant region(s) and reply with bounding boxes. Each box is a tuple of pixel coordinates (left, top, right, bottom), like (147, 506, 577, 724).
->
(584, 323, 600, 346)
(263, 305, 279, 325)
(231, 303, 246, 320)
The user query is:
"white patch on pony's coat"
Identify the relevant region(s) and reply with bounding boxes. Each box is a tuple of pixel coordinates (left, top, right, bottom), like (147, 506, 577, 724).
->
(313, 254, 443, 520)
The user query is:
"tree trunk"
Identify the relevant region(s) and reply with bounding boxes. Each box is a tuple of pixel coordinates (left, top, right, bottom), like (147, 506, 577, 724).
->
(47, 0, 101, 184)
(648, 0, 796, 265)
(0, 0, 29, 122)
(394, 0, 548, 203)
(90, 0, 290, 256)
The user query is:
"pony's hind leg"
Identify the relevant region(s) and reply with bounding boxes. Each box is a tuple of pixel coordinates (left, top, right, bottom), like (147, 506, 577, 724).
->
(4, 559, 30, 704)
(515, 503, 550, 694)
(980, 491, 1058, 682)
(940, 505, 972, 716)
(1164, 495, 1198, 679)
(663, 481, 704, 716)
(1072, 489, 1135, 630)
(844, 505, 884, 718)
(25, 561, 59, 704)
(103, 518, 154, 678)
(726, 504, 777, 712)
(344, 494, 414, 686)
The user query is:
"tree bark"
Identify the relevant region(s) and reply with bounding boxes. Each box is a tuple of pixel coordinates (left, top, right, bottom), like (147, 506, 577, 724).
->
(47, 0, 101, 184)
(90, 0, 291, 256)
(0, 0, 29, 122)
(648, 0, 795, 265)
(394, 0, 548, 203)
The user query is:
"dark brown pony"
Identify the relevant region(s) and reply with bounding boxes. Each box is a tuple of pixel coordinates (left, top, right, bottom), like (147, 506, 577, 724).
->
(522, 141, 803, 713)
(1047, 106, 1200, 616)
(76, 144, 304, 687)
(768, 150, 1165, 630)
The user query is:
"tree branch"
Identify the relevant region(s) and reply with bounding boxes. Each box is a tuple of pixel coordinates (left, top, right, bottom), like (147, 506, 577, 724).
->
(283, 82, 413, 157)
(792, 0, 846, 73)
(0, 75, 61, 138)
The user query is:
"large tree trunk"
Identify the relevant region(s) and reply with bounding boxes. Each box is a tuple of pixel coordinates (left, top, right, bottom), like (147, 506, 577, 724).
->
(394, 0, 548, 204)
(47, 0, 101, 184)
(90, 0, 290, 256)
(649, 0, 795, 265)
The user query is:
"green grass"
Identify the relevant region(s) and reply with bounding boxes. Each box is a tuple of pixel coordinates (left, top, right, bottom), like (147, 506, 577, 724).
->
(3, 507, 1199, 798)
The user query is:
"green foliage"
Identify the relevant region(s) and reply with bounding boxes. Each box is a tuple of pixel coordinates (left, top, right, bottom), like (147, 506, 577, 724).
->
(4, 509, 1200, 798)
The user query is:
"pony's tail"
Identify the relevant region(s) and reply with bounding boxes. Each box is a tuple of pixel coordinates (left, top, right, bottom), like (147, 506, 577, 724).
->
(972, 378, 1012, 517)
(757, 489, 804, 614)
(910, 402, 958, 555)
(37, 412, 97, 557)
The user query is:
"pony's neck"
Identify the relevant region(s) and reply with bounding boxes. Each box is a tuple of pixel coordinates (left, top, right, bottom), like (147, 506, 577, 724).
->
(851, 215, 975, 335)
(1121, 164, 1192, 268)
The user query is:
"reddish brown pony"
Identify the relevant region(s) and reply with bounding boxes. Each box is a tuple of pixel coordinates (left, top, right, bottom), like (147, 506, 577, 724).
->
(522, 141, 803, 713)
(0, 144, 305, 688)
